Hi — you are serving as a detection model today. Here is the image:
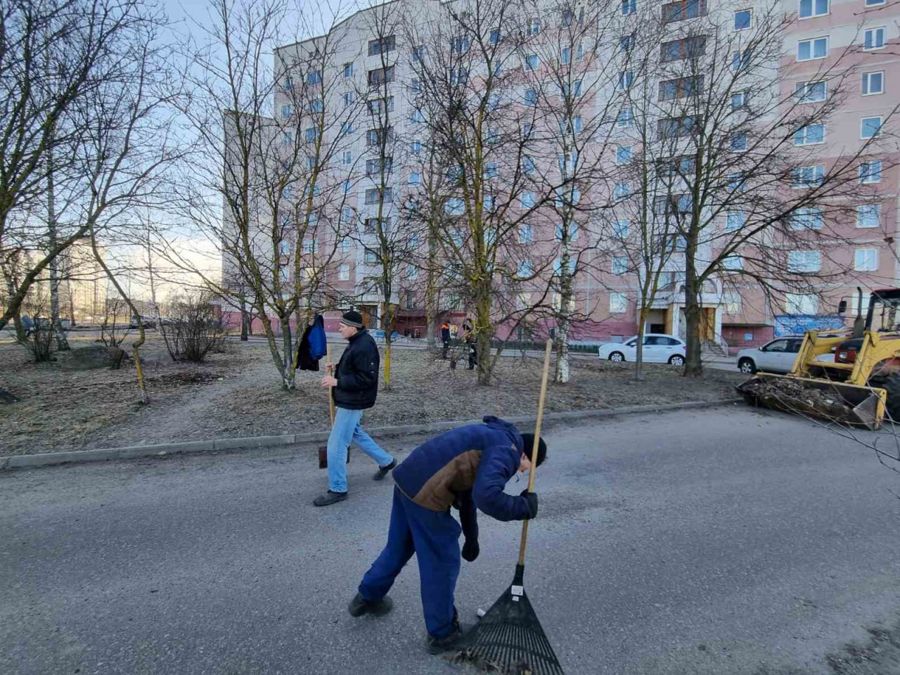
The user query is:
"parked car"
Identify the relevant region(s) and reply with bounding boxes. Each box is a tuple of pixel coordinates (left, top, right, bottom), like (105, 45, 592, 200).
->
(128, 315, 156, 329)
(736, 337, 806, 374)
(597, 333, 686, 365)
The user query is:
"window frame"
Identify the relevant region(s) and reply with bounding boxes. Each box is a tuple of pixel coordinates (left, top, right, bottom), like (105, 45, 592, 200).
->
(798, 0, 829, 19)
(862, 71, 884, 96)
(860, 116, 882, 139)
(863, 27, 886, 51)
(734, 8, 752, 30)
(854, 247, 878, 272)
(797, 36, 829, 61)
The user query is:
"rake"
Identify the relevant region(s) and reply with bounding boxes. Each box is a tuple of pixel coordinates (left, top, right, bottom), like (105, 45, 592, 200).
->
(318, 343, 349, 469)
(450, 338, 564, 674)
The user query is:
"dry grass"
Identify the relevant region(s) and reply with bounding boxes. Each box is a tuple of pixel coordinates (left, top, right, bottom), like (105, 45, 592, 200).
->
(0, 335, 743, 456)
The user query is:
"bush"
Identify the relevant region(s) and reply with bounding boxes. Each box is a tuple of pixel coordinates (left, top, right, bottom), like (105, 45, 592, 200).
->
(159, 292, 226, 363)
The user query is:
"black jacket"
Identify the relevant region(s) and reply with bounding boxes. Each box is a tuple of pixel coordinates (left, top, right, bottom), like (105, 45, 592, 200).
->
(333, 329, 380, 410)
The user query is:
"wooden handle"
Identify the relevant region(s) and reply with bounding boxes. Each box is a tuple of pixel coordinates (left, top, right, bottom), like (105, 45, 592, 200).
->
(326, 343, 335, 427)
(517, 338, 553, 568)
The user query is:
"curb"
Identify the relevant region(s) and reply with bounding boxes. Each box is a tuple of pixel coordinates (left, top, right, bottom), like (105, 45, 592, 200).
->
(0, 398, 744, 471)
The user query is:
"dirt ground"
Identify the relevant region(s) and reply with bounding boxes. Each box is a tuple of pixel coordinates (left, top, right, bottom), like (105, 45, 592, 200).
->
(0, 335, 744, 456)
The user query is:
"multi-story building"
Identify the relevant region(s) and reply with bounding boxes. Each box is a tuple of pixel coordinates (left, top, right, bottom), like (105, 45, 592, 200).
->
(228, 0, 900, 349)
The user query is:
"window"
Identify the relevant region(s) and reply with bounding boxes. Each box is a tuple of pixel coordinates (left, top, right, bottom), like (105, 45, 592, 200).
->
(489, 29, 501, 45)
(412, 45, 425, 62)
(790, 207, 824, 230)
(561, 47, 571, 65)
(799, 0, 828, 18)
(365, 157, 392, 176)
(281, 104, 293, 118)
(862, 71, 884, 95)
(368, 35, 396, 56)
(794, 123, 825, 145)
(302, 239, 318, 255)
(864, 27, 885, 50)
(452, 36, 470, 54)
(856, 203, 880, 228)
(556, 223, 579, 242)
(484, 163, 498, 179)
(367, 66, 395, 86)
(614, 182, 631, 199)
(659, 76, 703, 100)
(658, 115, 700, 138)
(731, 91, 747, 110)
(341, 207, 354, 224)
(341, 150, 353, 165)
(621, 0, 636, 14)
(528, 17, 541, 34)
(855, 248, 878, 271)
(861, 116, 882, 139)
(342, 91, 355, 108)
(364, 187, 392, 204)
(728, 172, 746, 192)
(788, 250, 821, 273)
(410, 139, 422, 154)
(523, 156, 536, 175)
(525, 54, 539, 70)
(620, 34, 635, 52)
(865, 0, 885, 5)
(279, 240, 292, 256)
(309, 99, 324, 113)
(610, 293, 627, 313)
(731, 49, 752, 72)
(722, 255, 743, 271)
(518, 223, 533, 243)
(734, 9, 751, 29)
(662, 0, 707, 23)
(660, 36, 706, 62)
(338, 263, 350, 281)
(410, 108, 425, 123)
(342, 180, 352, 195)
(785, 293, 818, 314)
(521, 191, 535, 208)
(408, 172, 421, 186)
(445, 197, 464, 215)
(343, 62, 354, 78)
(366, 127, 393, 146)
(304, 127, 318, 143)
(517, 260, 534, 278)
(613, 220, 630, 238)
(616, 145, 633, 164)
(617, 105, 633, 128)
(795, 80, 826, 102)
(725, 211, 746, 231)
(618, 71, 634, 90)
(791, 165, 824, 187)
(524, 88, 538, 106)
(367, 97, 395, 115)
(612, 257, 629, 274)
(859, 160, 882, 184)
(731, 133, 748, 151)
(724, 290, 742, 314)
(364, 249, 378, 264)
(797, 37, 828, 61)
(306, 70, 321, 85)
(340, 121, 353, 135)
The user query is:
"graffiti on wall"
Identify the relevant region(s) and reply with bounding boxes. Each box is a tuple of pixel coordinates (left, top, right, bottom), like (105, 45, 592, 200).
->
(774, 314, 845, 337)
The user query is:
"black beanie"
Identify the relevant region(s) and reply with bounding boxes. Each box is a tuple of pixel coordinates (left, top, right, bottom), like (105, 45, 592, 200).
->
(341, 310, 364, 328)
(520, 434, 547, 466)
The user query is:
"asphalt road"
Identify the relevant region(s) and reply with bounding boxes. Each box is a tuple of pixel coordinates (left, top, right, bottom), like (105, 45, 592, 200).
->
(2, 406, 899, 674)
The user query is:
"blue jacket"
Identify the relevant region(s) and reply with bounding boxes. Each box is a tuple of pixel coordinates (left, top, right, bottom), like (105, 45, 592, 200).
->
(393, 417, 531, 540)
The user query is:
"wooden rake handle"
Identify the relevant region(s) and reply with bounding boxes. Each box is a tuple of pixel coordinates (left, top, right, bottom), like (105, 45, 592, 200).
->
(326, 343, 335, 427)
(517, 338, 553, 568)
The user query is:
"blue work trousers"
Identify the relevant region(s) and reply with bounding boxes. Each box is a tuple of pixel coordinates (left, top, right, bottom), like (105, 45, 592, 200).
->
(327, 407, 393, 493)
(358, 487, 461, 639)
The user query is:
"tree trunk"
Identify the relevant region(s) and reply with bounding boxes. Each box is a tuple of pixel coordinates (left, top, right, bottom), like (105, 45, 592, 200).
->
(279, 315, 295, 390)
(425, 216, 438, 349)
(634, 305, 649, 382)
(46, 153, 70, 351)
(683, 275, 703, 377)
(240, 299, 249, 341)
(382, 300, 393, 390)
(554, 317, 570, 384)
(475, 289, 492, 385)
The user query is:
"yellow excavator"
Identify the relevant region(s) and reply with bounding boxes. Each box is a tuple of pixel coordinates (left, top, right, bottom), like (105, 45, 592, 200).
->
(737, 288, 900, 429)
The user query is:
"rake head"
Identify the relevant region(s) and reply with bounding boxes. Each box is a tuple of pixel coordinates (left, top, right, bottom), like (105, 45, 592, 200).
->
(449, 570, 563, 674)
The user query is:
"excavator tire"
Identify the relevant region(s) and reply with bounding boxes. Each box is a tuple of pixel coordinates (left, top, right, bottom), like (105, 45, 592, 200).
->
(868, 373, 900, 425)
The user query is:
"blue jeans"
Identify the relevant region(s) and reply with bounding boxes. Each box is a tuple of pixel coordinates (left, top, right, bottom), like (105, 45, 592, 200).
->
(359, 487, 461, 638)
(327, 407, 393, 493)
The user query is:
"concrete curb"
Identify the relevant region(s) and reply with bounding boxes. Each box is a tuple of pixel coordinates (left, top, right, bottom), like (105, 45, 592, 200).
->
(0, 398, 744, 471)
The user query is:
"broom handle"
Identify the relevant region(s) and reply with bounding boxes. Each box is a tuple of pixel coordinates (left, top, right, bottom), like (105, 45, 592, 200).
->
(516, 338, 553, 570)
(326, 343, 335, 426)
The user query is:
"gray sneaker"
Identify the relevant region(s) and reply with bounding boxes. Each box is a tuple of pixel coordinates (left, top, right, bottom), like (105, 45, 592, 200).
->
(313, 490, 348, 507)
(348, 592, 394, 617)
(373, 459, 396, 481)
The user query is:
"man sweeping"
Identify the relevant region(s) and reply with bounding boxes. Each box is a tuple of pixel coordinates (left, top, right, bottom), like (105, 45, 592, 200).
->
(347, 416, 546, 653)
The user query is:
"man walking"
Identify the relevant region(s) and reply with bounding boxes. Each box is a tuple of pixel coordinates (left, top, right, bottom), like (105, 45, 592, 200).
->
(314, 310, 395, 507)
(440, 321, 451, 359)
(347, 416, 546, 653)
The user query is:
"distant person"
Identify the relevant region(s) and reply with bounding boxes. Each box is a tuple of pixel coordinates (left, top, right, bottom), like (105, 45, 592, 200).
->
(440, 322, 451, 359)
(315, 311, 395, 507)
(462, 319, 477, 370)
(347, 416, 546, 653)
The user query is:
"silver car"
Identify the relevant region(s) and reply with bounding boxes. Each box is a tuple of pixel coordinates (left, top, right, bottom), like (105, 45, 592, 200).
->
(736, 337, 804, 374)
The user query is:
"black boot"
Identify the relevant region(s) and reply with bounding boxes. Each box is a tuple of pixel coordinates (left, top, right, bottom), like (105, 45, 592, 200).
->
(373, 459, 396, 481)
(348, 592, 393, 617)
(313, 490, 348, 507)
(426, 619, 465, 654)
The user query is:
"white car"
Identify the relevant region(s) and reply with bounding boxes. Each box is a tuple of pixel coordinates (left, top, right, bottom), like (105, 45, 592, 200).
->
(597, 333, 686, 365)
(736, 337, 803, 374)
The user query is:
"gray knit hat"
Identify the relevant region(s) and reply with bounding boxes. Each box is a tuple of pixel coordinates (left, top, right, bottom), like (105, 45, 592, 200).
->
(340, 310, 364, 328)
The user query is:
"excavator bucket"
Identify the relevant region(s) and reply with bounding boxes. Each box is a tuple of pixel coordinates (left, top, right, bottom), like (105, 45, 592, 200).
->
(737, 372, 886, 430)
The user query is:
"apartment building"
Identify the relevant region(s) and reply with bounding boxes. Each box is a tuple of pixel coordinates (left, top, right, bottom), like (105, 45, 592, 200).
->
(232, 0, 900, 346)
